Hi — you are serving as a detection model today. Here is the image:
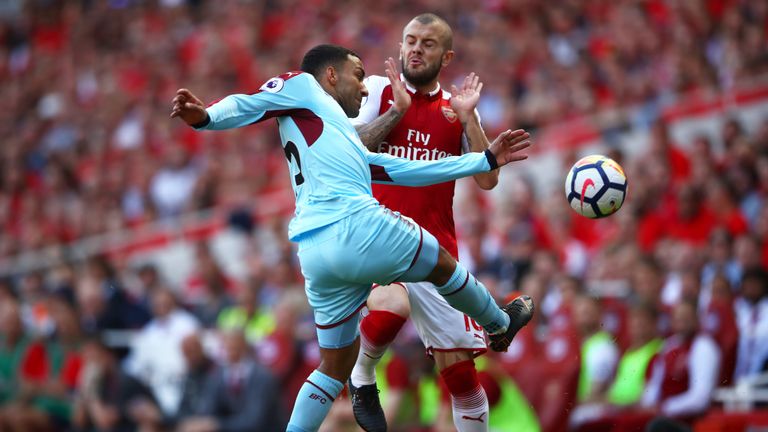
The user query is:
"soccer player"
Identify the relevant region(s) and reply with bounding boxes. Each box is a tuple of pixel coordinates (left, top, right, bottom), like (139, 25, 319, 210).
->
(171, 44, 534, 432)
(348, 13, 519, 432)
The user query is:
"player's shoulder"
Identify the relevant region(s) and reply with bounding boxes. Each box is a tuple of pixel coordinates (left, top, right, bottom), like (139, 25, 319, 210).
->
(363, 75, 390, 86)
(258, 71, 316, 94)
(363, 75, 392, 94)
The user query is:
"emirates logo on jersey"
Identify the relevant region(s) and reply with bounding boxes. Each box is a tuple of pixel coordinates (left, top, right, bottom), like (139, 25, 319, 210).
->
(441, 106, 458, 123)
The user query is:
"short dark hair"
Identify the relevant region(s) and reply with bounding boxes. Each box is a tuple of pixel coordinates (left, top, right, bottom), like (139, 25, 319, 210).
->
(300, 44, 360, 79)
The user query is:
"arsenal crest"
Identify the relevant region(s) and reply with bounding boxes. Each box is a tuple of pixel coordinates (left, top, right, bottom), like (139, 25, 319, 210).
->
(441, 106, 458, 123)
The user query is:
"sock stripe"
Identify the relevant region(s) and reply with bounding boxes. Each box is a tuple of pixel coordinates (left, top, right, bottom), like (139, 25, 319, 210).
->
(452, 386, 487, 410)
(305, 379, 335, 402)
(443, 271, 470, 296)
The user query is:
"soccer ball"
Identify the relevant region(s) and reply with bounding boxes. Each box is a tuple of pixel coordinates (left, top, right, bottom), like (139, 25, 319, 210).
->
(564, 155, 628, 218)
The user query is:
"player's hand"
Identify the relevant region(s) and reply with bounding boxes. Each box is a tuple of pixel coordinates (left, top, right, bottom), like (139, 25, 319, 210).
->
(384, 57, 411, 115)
(171, 89, 208, 126)
(450, 73, 483, 123)
(488, 129, 531, 168)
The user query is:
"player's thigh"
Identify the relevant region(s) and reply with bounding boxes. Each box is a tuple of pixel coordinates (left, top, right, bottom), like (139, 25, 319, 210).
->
(367, 283, 410, 318)
(314, 311, 363, 350)
(433, 349, 475, 370)
(298, 224, 370, 337)
(335, 206, 440, 284)
(406, 281, 487, 356)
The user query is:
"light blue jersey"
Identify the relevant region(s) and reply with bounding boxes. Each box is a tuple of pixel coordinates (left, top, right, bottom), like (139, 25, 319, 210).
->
(197, 72, 496, 241)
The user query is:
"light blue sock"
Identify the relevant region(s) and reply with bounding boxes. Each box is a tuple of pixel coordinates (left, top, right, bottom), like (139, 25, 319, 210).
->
(287, 369, 344, 432)
(435, 263, 510, 334)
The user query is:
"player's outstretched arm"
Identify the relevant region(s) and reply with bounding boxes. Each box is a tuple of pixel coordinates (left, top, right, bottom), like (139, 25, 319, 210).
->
(171, 89, 269, 131)
(366, 129, 530, 187)
(355, 57, 411, 151)
(172, 74, 307, 131)
(450, 73, 499, 190)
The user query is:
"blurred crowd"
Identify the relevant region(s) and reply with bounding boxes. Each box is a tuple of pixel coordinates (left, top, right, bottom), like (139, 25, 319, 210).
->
(1, 0, 768, 431)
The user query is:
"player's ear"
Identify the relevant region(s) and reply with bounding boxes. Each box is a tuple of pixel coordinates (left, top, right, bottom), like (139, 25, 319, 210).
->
(441, 49, 454, 68)
(326, 65, 338, 85)
(398, 42, 403, 60)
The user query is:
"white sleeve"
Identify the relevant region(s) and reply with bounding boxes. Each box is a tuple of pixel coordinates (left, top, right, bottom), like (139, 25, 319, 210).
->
(661, 335, 720, 417)
(122, 331, 147, 378)
(350, 75, 389, 126)
(586, 339, 620, 385)
(641, 357, 664, 408)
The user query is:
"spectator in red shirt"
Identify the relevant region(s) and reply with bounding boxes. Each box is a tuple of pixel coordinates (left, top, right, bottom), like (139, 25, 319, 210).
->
(664, 183, 717, 245)
(0, 300, 37, 430)
(705, 177, 749, 237)
(13, 296, 85, 430)
(648, 120, 690, 185)
(641, 300, 720, 429)
(700, 273, 739, 386)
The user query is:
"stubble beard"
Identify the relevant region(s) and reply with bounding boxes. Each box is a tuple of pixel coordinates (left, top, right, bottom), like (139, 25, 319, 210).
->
(401, 58, 442, 87)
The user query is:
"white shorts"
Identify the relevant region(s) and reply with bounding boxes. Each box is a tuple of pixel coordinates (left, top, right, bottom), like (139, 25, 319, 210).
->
(387, 281, 488, 356)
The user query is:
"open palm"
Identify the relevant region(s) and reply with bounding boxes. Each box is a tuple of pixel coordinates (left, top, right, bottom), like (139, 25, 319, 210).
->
(384, 57, 411, 114)
(450, 73, 483, 122)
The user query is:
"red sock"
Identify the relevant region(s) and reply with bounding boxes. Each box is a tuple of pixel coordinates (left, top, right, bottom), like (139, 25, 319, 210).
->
(351, 310, 407, 386)
(441, 360, 489, 431)
(440, 359, 481, 397)
(360, 310, 406, 348)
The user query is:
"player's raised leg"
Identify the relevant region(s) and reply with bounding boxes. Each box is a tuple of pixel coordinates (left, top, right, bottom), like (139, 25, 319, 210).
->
(399, 240, 534, 351)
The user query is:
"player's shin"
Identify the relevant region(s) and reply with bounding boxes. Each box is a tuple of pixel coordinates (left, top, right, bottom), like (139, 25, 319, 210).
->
(350, 309, 406, 387)
(287, 369, 344, 432)
(441, 360, 490, 432)
(434, 263, 510, 335)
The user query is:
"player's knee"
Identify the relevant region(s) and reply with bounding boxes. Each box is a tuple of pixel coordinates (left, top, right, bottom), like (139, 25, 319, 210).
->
(439, 358, 481, 396)
(426, 247, 457, 286)
(434, 349, 474, 371)
(368, 284, 410, 318)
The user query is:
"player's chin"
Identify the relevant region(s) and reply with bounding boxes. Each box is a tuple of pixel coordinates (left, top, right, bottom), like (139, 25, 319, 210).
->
(405, 66, 422, 77)
(344, 105, 360, 118)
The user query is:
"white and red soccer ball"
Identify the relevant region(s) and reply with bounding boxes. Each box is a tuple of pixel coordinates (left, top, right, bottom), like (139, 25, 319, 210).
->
(564, 155, 628, 219)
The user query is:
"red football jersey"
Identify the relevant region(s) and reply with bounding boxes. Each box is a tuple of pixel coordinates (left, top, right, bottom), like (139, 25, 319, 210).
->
(352, 75, 469, 257)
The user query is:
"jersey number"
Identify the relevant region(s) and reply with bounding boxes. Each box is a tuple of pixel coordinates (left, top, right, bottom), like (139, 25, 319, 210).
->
(283, 141, 304, 185)
(464, 315, 482, 332)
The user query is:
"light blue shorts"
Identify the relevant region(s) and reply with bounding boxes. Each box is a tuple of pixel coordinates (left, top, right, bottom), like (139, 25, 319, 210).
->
(296, 204, 440, 348)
